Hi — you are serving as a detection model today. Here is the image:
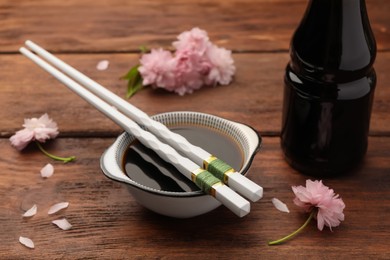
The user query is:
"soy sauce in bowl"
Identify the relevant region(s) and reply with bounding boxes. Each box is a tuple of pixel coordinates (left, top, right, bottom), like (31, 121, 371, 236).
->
(122, 124, 244, 192)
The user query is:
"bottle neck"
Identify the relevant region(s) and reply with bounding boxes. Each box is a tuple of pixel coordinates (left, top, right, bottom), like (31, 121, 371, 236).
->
(290, 0, 376, 83)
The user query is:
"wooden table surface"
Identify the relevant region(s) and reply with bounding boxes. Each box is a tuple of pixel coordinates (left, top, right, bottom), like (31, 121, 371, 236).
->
(1, 0, 389, 259)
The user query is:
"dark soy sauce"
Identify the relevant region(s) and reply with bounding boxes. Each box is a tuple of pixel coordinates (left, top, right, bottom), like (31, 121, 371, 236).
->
(122, 125, 244, 192)
(281, 0, 376, 176)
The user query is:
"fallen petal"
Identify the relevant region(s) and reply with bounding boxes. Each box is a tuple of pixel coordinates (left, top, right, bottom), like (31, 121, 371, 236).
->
(40, 163, 54, 178)
(272, 198, 290, 213)
(22, 204, 37, 217)
(96, 60, 109, 71)
(48, 202, 69, 215)
(19, 236, 35, 249)
(52, 218, 72, 230)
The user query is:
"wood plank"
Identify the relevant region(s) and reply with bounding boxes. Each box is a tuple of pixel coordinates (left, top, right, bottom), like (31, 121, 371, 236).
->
(1, 52, 389, 136)
(0, 136, 389, 258)
(0, 0, 388, 52)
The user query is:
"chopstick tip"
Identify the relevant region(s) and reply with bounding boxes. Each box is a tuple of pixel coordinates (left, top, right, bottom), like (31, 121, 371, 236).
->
(238, 202, 250, 217)
(19, 46, 27, 53)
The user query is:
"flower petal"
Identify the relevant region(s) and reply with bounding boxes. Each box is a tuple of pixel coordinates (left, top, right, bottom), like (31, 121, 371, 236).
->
(52, 218, 72, 230)
(22, 204, 37, 217)
(96, 60, 109, 71)
(316, 212, 325, 231)
(19, 236, 35, 249)
(48, 202, 69, 215)
(10, 128, 34, 151)
(272, 198, 290, 213)
(40, 163, 54, 178)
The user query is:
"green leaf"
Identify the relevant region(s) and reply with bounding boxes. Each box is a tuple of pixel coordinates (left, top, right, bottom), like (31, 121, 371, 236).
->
(121, 64, 140, 80)
(126, 76, 144, 98)
(125, 66, 144, 98)
(121, 64, 146, 98)
(122, 46, 151, 99)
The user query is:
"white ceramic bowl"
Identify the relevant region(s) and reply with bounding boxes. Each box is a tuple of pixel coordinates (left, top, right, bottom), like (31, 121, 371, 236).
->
(100, 111, 261, 218)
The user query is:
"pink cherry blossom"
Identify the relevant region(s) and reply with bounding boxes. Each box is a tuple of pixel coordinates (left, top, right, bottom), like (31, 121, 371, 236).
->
(172, 27, 211, 56)
(269, 180, 346, 245)
(205, 45, 236, 86)
(10, 113, 59, 150)
(170, 52, 204, 95)
(292, 180, 345, 231)
(132, 28, 236, 96)
(138, 48, 177, 88)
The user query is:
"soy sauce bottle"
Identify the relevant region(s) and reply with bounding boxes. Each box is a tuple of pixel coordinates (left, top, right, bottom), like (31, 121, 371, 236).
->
(281, 0, 377, 176)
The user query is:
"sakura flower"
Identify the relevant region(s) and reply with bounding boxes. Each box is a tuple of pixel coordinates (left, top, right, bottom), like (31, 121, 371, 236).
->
(205, 44, 236, 86)
(268, 180, 345, 245)
(292, 180, 345, 231)
(138, 48, 176, 88)
(172, 27, 211, 56)
(10, 113, 58, 151)
(170, 52, 204, 95)
(10, 114, 75, 163)
(124, 27, 236, 97)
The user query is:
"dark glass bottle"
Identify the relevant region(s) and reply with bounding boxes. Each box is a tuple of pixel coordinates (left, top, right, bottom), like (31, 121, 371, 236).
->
(281, 0, 377, 176)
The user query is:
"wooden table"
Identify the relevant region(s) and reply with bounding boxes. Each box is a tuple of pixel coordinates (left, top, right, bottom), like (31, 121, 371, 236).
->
(1, 0, 389, 258)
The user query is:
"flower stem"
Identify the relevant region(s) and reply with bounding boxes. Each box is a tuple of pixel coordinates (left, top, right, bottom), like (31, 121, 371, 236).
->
(268, 210, 316, 245)
(35, 141, 76, 163)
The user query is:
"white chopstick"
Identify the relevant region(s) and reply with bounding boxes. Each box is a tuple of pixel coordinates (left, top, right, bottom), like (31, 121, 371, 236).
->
(24, 40, 263, 202)
(19, 45, 250, 218)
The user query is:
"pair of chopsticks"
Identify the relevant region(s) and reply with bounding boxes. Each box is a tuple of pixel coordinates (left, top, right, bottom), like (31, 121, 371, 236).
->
(20, 41, 263, 217)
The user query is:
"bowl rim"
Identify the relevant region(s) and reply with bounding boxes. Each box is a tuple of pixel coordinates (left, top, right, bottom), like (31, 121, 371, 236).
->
(100, 111, 262, 198)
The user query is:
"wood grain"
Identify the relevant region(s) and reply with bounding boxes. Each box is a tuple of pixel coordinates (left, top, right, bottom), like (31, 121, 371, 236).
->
(1, 52, 389, 137)
(0, 0, 388, 53)
(0, 137, 389, 258)
(1, 0, 389, 258)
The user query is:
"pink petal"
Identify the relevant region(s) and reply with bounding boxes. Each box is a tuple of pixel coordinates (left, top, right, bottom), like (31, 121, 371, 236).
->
(40, 163, 54, 178)
(52, 218, 72, 230)
(22, 204, 37, 217)
(96, 60, 109, 71)
(48, 202, 69, 215)
(272, 198, 290, 213)
(19, 236, 35, 249)
(316, 212, 325, 231)
(9, 129, 34, 151)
